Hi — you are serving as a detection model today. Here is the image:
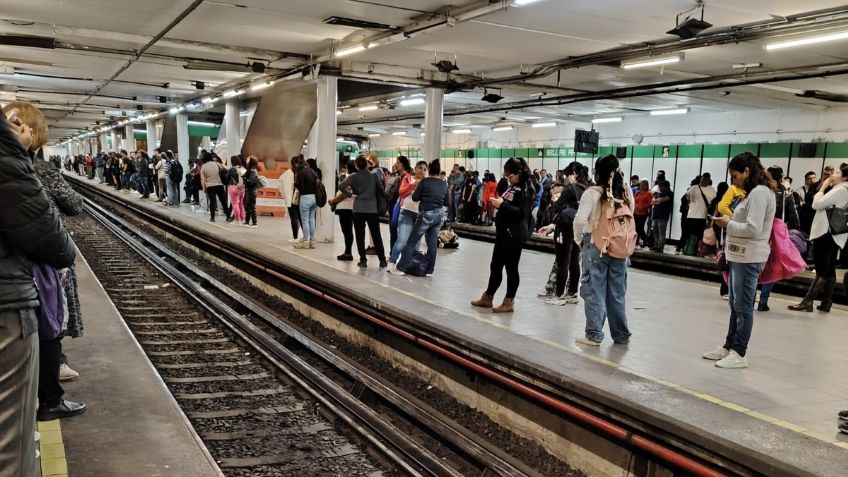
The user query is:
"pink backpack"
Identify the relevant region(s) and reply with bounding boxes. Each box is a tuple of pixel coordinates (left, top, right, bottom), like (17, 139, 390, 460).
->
(591, 187, 638, 259)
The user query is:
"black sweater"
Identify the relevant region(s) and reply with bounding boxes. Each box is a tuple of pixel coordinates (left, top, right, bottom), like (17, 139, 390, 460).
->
(412, 177, 449, 212)
(295, 167, 317, 195)
(495, 182, 534, 244)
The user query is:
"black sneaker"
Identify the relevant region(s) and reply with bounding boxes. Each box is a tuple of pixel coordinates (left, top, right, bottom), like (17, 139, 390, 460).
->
(38, 400, 86, 421)
(840, 420, 848, 434)
(839, 409, 848, 420)
(379, 259, 388, 268)
(757, 303, 770, 312)
(337, 254, 354, 261)
(365, 246, 377, 255)
(357, 260, 367, 268)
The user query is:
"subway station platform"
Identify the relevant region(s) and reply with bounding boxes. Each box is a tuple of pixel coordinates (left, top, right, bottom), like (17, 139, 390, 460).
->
(70, 175, 848, 475)
(56, 254, 222, 476)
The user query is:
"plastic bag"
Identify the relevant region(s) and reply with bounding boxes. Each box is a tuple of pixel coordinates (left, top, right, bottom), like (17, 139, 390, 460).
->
(759, 218, 806, 284)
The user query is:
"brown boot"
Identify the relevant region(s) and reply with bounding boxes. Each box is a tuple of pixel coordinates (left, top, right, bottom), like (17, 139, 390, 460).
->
(789, 277, 824, 312)
(492, 297, 514, 313)
(471, 293, 494, 308)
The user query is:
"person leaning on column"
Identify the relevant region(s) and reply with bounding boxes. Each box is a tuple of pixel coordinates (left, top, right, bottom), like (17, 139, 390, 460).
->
(0, 107, 77, 477)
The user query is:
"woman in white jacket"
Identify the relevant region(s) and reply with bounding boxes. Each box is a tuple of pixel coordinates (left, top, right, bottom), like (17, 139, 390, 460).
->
(705, 152, 776, 369)
(279, 155, 301, 242)
(788, 163, 848, 312)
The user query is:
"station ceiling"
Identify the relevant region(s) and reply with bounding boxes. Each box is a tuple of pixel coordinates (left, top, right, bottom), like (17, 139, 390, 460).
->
(1, 0, 847, 142)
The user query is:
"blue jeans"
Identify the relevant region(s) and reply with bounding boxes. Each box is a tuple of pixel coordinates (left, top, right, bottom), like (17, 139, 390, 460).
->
(299, 194, 317, 241)
(390, 210, 418, 264)
(725, 261, 766, 357)
(398, 209, 443, 274)
(759, 283, 773, 305)
(166, 177, 180, 204)
(579, 234, 631, 343)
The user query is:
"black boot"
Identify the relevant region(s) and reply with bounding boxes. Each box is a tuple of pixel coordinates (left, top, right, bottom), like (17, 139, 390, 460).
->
(817, 277, 836, 312)
(789, 277, 824, 312)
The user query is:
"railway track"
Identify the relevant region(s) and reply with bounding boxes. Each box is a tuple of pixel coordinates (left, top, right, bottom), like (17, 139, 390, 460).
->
(68, 199, 543, 477)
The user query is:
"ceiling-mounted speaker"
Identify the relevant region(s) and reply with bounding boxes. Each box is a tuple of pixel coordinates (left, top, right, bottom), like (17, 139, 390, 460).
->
(467, 149, 475, 159)
(251, 61, 266, 73)
(432, 59, 459, 73)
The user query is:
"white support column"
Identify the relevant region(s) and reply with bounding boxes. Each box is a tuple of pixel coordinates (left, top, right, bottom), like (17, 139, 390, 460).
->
(201, 136, 211, 151)
(314, 75, 338, 244)
(423, 88, 444, 162)
(307, 125, 319, 159)
(225, 100, 240, 163)
(110, 130, 119, 152)
(66, 143, 73, 158)
(99, 133, 108, 154)
(124, 124, 136, 152)
(176, 113, 190, 167)
(146, 119, 157, 156)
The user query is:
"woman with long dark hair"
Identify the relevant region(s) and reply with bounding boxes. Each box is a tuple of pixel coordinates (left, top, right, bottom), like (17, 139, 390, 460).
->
(471, 157, 534, 313)
(706, 152, 776, 368)
(293, 155, 319, 249)
(573, 154, 634, 346)
(788, 162, 848, 312)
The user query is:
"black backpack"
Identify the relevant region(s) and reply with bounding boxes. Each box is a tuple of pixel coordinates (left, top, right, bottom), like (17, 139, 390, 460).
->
(169, 161, 183, 183)
(315, 178, 327, 207)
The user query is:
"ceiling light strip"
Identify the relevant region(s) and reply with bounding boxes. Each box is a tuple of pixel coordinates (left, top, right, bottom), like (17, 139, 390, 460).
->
(621, 54, 683, 70)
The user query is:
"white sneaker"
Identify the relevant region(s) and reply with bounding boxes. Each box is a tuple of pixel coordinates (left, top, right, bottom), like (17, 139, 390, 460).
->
(425, 273, 433, 277)
(702, 345, 729, 360)
(576, 336, 601, 346)
(565, 295, 579, 304)
(59, 363, 80, 381)
(545, 297, 566, 306)
(715, 349, 748, 369)
(288, 238, 302, 243)
(537, 290, 554, 298)
(387, 266, 405, 276)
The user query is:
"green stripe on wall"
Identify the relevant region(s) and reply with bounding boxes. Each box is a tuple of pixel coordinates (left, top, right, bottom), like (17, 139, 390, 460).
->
(729, 144, 756, 157)
(826, 143, 848, 158)
(759, 143, 791, 158)
(703, 144, 729, 158)
(632, 145, 653, 158)
(678, 145, 702, 159)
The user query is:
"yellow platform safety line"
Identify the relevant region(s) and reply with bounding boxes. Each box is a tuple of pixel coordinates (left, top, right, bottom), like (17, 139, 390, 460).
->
(265, 241, 848, 448)
(38, 419, 68, 477)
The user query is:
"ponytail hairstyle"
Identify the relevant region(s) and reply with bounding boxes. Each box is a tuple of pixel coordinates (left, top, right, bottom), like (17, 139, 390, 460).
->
(428, 158, 441, 176)
(563, 161, 590, 186)
(728, 152, 776, 193)
(594, 154, 627, 207)
(503, 157, 532, 186)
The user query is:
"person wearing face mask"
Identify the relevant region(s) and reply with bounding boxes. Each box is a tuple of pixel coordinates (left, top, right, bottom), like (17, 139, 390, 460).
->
(0, 105, 77, 477)
(471, 157, 535, 313)
(705, 152, 777, 369)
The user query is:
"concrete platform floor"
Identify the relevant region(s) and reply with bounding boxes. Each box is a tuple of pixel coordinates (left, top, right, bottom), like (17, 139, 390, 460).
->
(60, 254, 221, 477)
(80, 177, 848, 450)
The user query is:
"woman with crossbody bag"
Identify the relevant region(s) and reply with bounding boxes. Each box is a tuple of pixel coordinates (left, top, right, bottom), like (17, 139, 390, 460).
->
(788, 163, 848, 312)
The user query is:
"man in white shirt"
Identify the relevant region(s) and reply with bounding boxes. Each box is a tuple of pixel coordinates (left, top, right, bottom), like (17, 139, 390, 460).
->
(678, 173, 716, 255)
(278, 156, 301, 242)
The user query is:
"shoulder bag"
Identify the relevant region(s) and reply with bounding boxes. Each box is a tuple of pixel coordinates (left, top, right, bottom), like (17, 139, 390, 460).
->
(825, 183, 848, 235)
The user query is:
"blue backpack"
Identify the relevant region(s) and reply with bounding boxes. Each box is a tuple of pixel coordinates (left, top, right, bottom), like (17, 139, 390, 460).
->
(403, 252, 429, 277)
(32, 263, 65, 341)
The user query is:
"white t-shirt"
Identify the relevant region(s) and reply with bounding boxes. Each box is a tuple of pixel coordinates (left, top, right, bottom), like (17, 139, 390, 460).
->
(685, 185, 716, 219)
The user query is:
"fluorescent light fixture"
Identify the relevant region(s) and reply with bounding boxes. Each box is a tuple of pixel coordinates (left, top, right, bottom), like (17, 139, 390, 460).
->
(250, 81, 273, 92)
(399, 98, 425, 107)
(492, 125, 514, 132)
(420, 132, 426, 137)
(531, 122, 557, 128)
(169, 106, 184, 114)
(392, 131, 406, 136)
(650, 108, 689, 116)
(592, 117, 623, 123)
(201, 97, 214, 104)
(359, 105, 378, 112)
(335, 45, 367, 58)
(452, 128, 472, 134)
(336, 110, 342, 115)
(187, 121, 217, 127)
(621, 54, 683, 70)
(336, 137, 345, 142)
(368, 133, 381, 138)
(765, 30, 848, 50)
(223, 90, 243, 98)
(514, 0, 545, 5)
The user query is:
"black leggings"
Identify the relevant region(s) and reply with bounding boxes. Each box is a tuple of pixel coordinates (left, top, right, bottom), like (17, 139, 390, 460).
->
(38, 338, 63, 407)
(244, 190, 257, 225)
(206, 185, 230, 219)
(288, 206, 301, 239)
(554, 232, 580, 297)
(634, 214, 649, 245)
(353, 213, 385, 261)
(337, 210, 354, 255)
(813, 234, 839, 279)
(485, 235, 524, 299)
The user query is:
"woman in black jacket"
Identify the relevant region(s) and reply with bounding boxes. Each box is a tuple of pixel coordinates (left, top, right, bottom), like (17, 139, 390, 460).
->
(471, 157, 534, 313)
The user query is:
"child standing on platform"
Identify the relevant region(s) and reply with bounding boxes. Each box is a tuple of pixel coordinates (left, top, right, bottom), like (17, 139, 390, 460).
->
(242, 156, 260, 228)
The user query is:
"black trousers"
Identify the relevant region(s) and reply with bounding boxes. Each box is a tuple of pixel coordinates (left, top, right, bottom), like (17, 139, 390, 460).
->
(288, 206, 301, 239)
(38, 338, 63, 407)
(353, 213, 386, 261)
(337, 210, 354, 255)
(554, 230, 580, 297)
(244, 190, 257, 225)
(634, 214, 649, 246)
(485, 234, 524, 299)
(678, 217, 705, 251)
(206, 185, 230, 219)
(813, 235, 840, 279)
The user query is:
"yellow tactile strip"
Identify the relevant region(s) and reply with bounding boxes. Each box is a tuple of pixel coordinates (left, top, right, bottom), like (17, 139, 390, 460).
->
(38, 419, 68, 477)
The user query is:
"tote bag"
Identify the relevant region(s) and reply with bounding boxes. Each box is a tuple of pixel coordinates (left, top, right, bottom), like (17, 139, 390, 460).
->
(759, 217, 806, 284)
